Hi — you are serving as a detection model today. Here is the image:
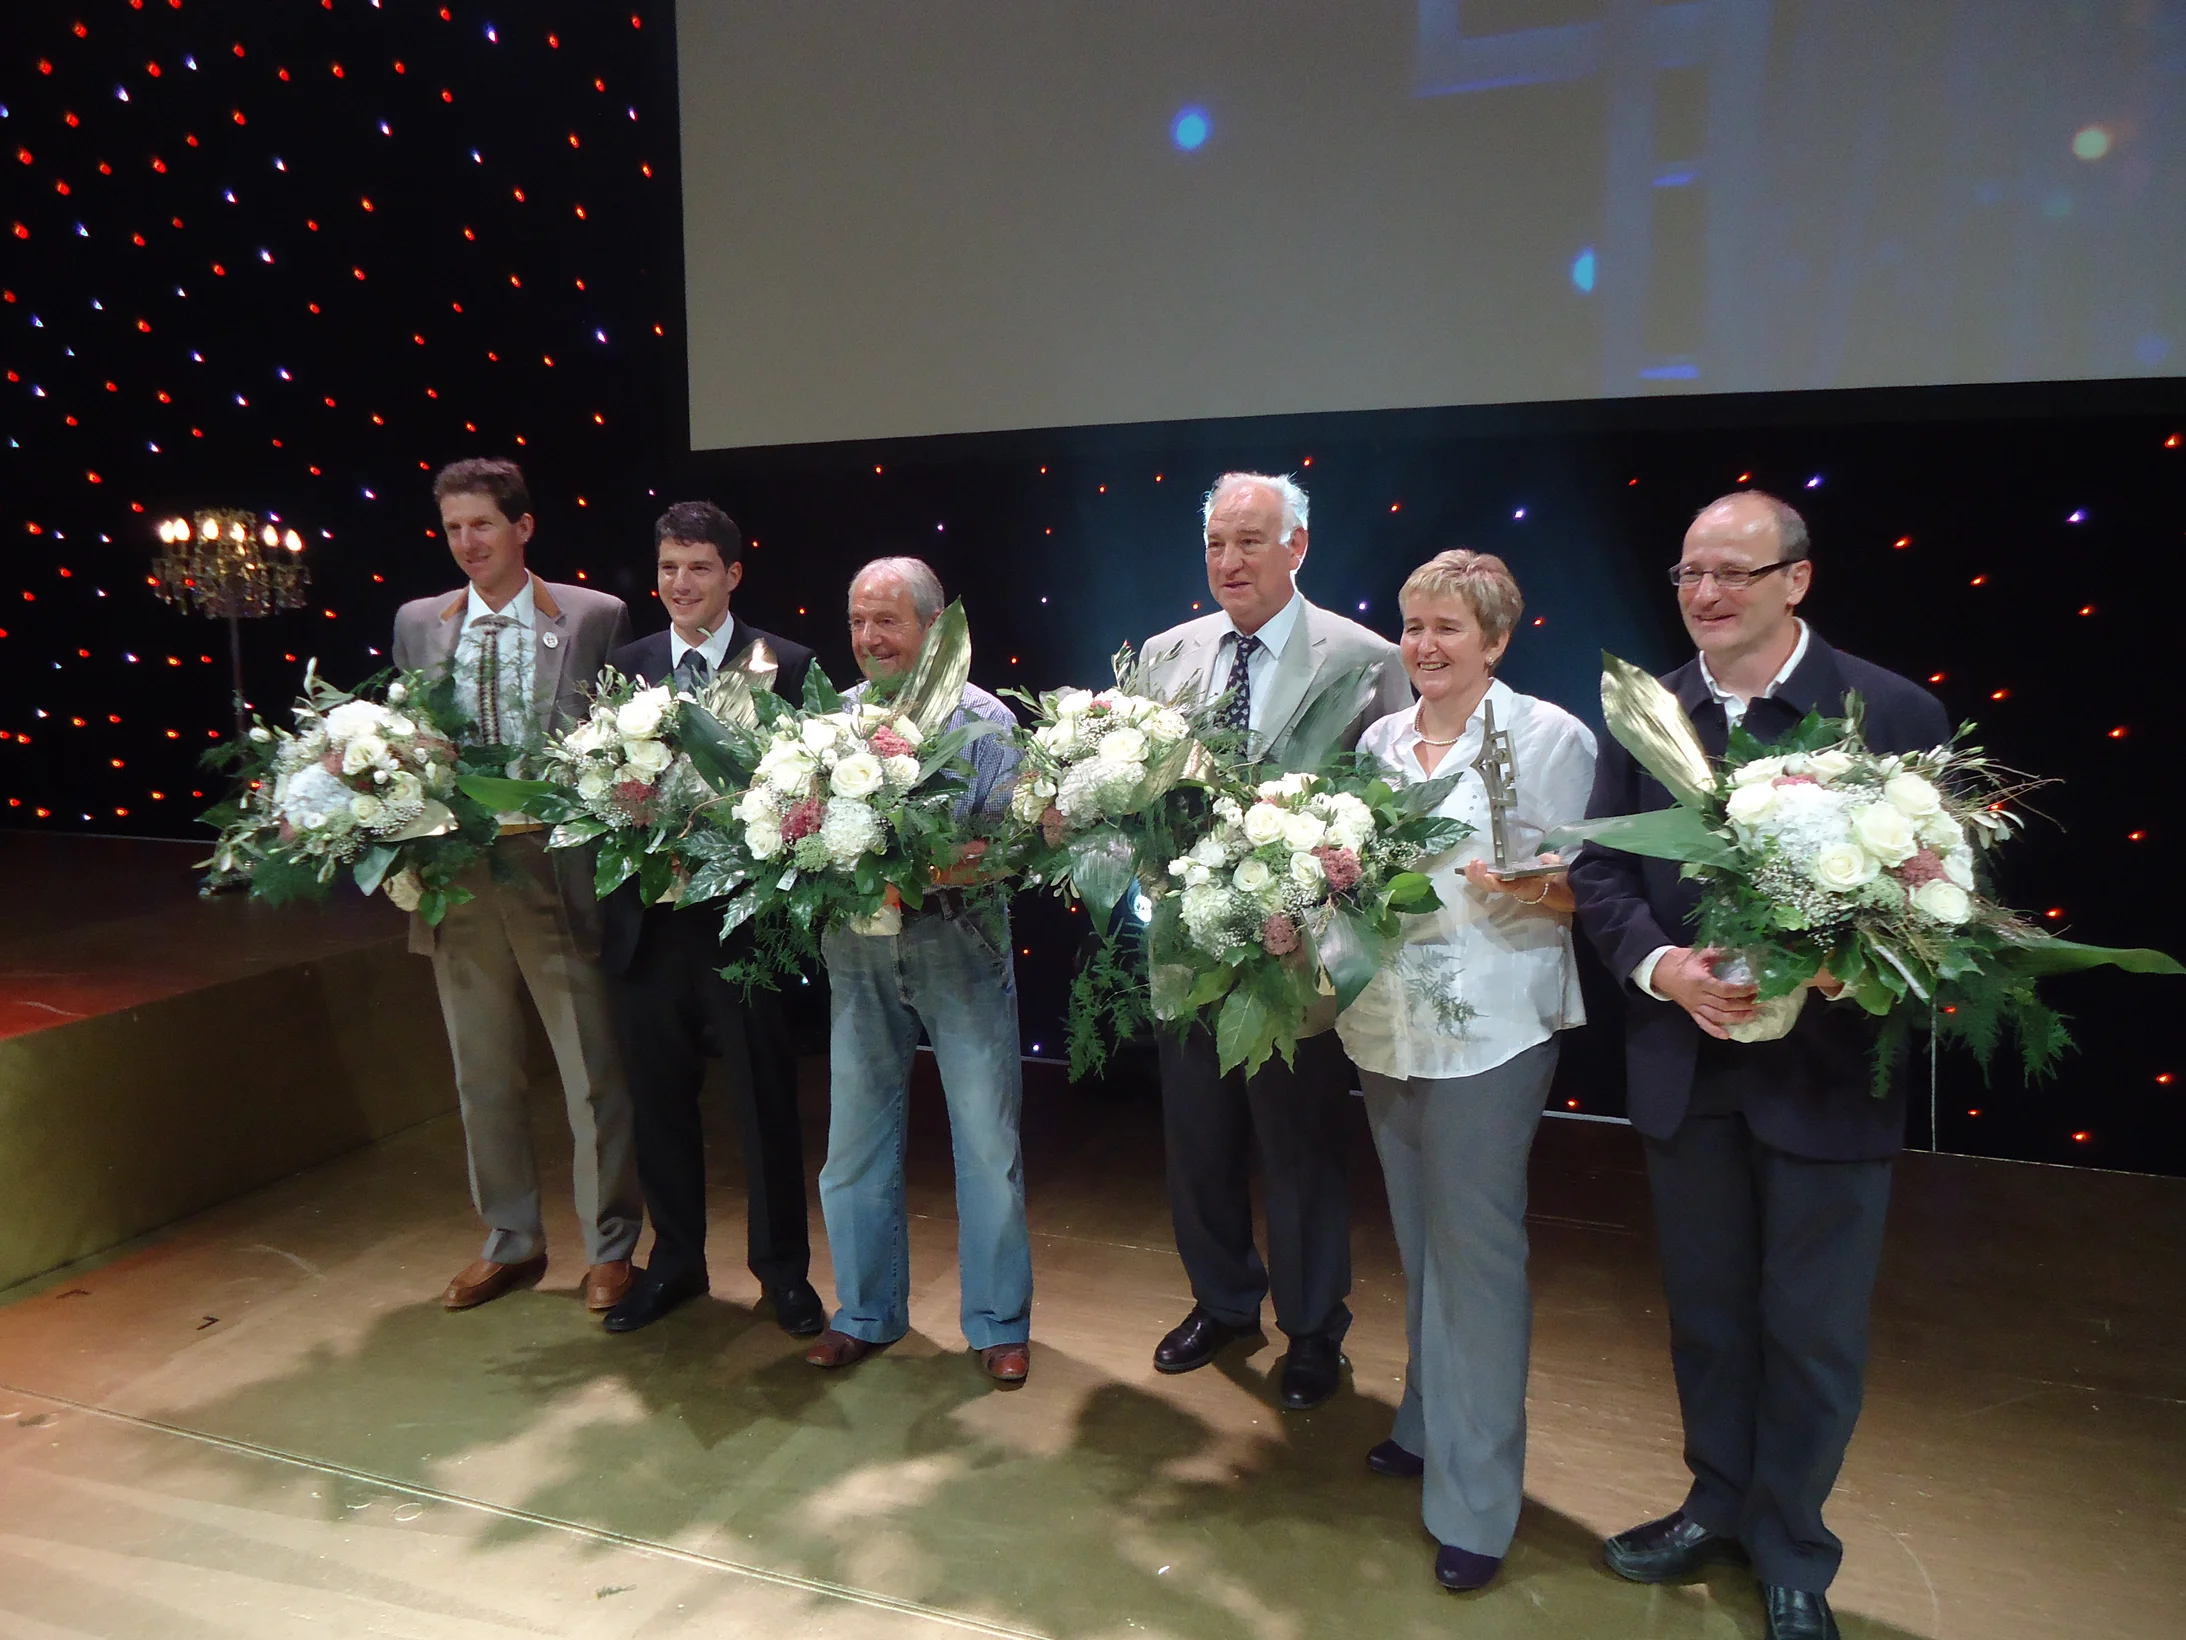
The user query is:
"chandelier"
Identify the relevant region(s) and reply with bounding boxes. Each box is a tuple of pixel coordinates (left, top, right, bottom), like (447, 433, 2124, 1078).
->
(152, 509, 313, 739)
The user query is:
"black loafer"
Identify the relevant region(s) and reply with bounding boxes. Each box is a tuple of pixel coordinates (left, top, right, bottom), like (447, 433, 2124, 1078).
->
(1276, 1333, 1345, 1410)
(602, 1268, 708, 1334)
(1434, 1543, 1501, 1592)
(1152, 1307, 1257, 1374)
(1602, 1510, 1747, 1583)
(1764, 1586, 1840, 1640)
(766, 1279, 827, 1337)
(1366, 1438, 1425, 1477)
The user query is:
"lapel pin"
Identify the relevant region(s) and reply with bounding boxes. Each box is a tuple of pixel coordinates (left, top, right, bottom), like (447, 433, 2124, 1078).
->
(542, 632, 559, 649)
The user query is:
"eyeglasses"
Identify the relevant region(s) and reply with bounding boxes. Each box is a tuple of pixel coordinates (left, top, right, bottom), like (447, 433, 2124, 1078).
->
(1666, 560, 1795, 591)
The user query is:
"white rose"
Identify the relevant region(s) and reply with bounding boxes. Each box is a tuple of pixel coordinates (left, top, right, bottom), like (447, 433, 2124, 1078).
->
(323, 700, 390, 742)
(622, 737, 673, 776)
(745, 820, 785, 860)
(1725, 782, 1779, 826)
(1046, 718, 1084, 755)
(1232, 857, 1275, 894)
(1812, 842, 1879, 891)
(249, 726, 272, 744)
(883, 754, 922, 788)
(1053, 688, 1093, 719)
(386, 771, 422, 806)
(386, 681, 409, 706)
(1943, 848, 1976, 890)
(577, 769, 613, 802)
(1808, 749, 1856, 782)
(884, 715, 923, 749)
(1912, 878, 1973, 925)
(801, 717, 840, 753)
(1213, 796, 1243, 825)
(1288, 850, 1326, 888)
(1098, 725, 1149, 765)
(1147, 708, 1190, 744)
(1167, 857, 1190, 878)
(350, 793, 384, 827)
(1242, 803, 1288, 847)
(1280, 810, 1328, 851)
(830, 751, 885, 798)
(733, 788, 780, 825)
(341, 733, 391, 775)
(1189, 835, 1230, 869)
(1851, 802, 1917, 865)
(1883, 773, 1943, 819)
(762, 747, 816, 797)
(1920, 813, 1965, 852)
(1328, 813, 1375, 852)
(615, 687, 671, 739)
(385, 714, 416, 739)
(1184, 863, 1212, 888)
(563, 719, 607, 757)
(1733, 755, 1786, 786)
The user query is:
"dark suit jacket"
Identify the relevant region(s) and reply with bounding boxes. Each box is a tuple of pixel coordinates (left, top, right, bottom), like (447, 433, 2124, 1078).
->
(598, 615, 818, 978)
(1568, 631, 1954, 1161)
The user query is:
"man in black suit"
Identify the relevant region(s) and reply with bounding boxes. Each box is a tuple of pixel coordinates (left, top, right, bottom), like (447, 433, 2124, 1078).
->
(596, 501, 825, 1337)
(1568, 492, 1952, 1640)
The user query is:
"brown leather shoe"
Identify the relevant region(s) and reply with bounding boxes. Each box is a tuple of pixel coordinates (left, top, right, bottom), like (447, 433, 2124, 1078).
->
(979, 1343, 1030, 1385)
(441, 1254, 547, 1311)
(582, 1259, 634, 1312)
(804, 1328, 882, 1369)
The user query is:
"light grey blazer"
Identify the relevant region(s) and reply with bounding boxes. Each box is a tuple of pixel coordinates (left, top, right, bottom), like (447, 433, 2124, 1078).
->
(1142, 594, 1412, 770)
(390, 572, 632, 954)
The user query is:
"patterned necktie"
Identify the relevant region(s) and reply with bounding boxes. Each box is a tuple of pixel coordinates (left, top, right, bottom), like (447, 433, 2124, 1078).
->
(471, 614, 517, 745)
(1217, 632, 1261, 734)
(673, 647, 712, 695)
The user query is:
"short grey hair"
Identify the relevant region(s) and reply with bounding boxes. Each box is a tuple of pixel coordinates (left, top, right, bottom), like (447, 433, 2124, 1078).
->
(1699, 490, 1811, 562)
(849, 556, 945, 624)
(1203, 471, 1309, 545)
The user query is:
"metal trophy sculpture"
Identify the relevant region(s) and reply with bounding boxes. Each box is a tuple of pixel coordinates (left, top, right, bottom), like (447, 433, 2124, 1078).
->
(153, 509, 310, 741)
(1469, 696, 1557, 877)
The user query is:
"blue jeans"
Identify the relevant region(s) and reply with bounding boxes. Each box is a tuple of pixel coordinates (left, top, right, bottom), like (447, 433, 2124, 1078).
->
(818, 899, 1032, 1349)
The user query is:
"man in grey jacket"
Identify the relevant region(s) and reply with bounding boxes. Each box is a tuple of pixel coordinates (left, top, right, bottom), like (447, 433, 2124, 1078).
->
(391, 458, 642, 1315)
(1141, 472, 1411, 1409)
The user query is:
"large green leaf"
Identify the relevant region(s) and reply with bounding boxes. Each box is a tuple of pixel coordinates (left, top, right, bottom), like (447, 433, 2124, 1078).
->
(1313, 905, 1389, 1013)
(677, 703, 758, 793)
(1066, 828, 1138, 927)
(896, 599, 974, 741)
(351, 844, 399, 898)
(1274, 662, 1380, 774)
(800, 659, 843, 715)
(1992, 934, 2185, 979)
(459, 773, 568, 816)
(1214, 983, 1276, 1077)
(1545, 805, 1739, 867)
(1388, 769, 1463, 818)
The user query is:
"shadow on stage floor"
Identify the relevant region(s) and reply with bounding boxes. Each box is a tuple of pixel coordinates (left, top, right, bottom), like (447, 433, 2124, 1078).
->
(0, 1041, 2179, 1637)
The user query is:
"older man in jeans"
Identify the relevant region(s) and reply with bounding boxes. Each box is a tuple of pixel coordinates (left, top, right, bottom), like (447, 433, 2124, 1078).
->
(802, 557, 1033, 1386)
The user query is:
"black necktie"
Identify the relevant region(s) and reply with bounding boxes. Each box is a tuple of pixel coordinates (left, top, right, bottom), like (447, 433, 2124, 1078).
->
(673, 648, 712, 694)
(1217, 633, 1261, 733)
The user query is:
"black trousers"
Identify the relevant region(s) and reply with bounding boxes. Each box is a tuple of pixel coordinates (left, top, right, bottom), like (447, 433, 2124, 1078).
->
(1157, 1025, 1353, 1342)
(1642, 1112, 1894, 1592)
(610, 905, 810, 1292)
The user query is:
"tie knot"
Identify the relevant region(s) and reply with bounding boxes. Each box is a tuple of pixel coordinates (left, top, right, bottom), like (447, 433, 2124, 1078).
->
(472, 613, 516, 633)
(1233, 632, 1261, 659)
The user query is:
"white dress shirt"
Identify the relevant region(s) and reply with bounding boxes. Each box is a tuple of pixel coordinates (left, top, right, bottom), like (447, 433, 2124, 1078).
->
(1632, 619, 1810, 996)
(1216, 589, 1306, 734)
(1336, 679, 1599, 1081)
(453, 579, 536, 745)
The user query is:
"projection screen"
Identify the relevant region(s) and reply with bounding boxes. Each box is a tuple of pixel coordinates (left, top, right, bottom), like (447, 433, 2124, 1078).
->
(678, 1, 2186, 450)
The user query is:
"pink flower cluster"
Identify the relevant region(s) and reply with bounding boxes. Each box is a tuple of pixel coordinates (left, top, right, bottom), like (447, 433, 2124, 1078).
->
(781, 796, 824, 842)
(870, 726, 915, 759)
(1261, 912, 1300, 956)
(610, 778, 659, 826)
(1894, 848, 1947, 885)
(1039, 802, 1069, 849)
(1312, 845, 1363, 894)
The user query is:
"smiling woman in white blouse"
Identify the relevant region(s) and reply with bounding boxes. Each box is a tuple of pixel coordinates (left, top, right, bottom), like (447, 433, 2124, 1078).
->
(1337, 548, 1598, 1594)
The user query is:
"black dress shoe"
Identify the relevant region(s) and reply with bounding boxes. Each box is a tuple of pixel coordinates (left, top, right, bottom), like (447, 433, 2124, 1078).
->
(601, 1268, 707, 1334)
(1764, 1586, 1840, 1640)
(766, 1279, 827, 1338)
(1152, 1307, 1257, 1374)
(1277, 1333, 1345, 1410)
(1366, 1438, 1425, 1478)
(1603, 1511, 1746, 1583)
(1434, 1543, 1502, 1592)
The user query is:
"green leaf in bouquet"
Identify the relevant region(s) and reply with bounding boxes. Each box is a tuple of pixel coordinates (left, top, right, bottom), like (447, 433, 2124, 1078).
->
(637, 848, 677, 908)
(718, 889, 759, 939)
(459, 773, 569, 817)
(800, 659, 843, 715)
(246, 849, 335, 909)
(1382, 871, 1438, 911)
(594, 837, 642, 898)
(1065, 827, 1138, 927)
(1215, 983, 1279, 1078)
(1599, 651, 1715, 810)
(917, 718, 1006, 784)
(1387, 770, 1461, 818)
(1313, 904, 1389, 1014)
(678, 702, 760, 793)
(352, 844, 400, 898)
(1186, 963, 1239, 1009)
(550, 816, 611, 848)
(1990, 932, 2185, 979)
(1273, 663, 1382, 774)
(1544, 805, 1739, 867)
(896, 599, 974, 741)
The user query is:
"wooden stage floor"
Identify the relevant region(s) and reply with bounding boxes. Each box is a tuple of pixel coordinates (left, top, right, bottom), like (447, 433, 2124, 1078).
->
(0, 1042, 2179, 1640)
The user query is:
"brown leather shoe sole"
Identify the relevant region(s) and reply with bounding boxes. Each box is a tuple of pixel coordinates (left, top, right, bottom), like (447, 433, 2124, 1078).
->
(441, 1254, 548, 1311)
(805, 1328, 887, 1369)
(979, 1343, 1030, 1385)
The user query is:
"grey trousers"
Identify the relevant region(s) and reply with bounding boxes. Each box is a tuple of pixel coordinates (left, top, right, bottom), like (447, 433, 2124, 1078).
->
(427, 836, 642, 1266)
(1360, 1037, 1560, 1558)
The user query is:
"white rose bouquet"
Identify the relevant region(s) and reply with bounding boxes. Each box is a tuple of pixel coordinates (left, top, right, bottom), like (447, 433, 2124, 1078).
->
(201, 664, 497, 924)
(1141, 765, 1473, 1077)
(1555, 653, 2181, 1089)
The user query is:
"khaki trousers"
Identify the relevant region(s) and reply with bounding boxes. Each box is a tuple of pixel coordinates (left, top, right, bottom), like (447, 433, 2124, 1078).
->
(427, 835, 641, 1266)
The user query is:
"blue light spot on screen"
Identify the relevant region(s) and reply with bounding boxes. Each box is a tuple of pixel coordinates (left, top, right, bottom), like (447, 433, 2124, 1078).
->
(1570, 247, 1596, 293)
(1639, 362, 1698, 380)
(2134, 333, 2170, 368)
(1172, 108, 1210, 151)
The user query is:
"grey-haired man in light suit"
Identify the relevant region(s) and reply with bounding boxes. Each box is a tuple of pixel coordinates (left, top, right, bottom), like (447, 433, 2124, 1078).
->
(391, 457, 642, 1316)
(1140, 471, 1411, 1410)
